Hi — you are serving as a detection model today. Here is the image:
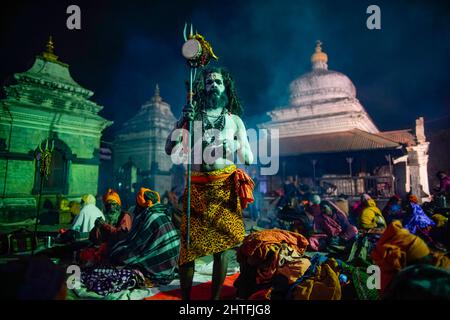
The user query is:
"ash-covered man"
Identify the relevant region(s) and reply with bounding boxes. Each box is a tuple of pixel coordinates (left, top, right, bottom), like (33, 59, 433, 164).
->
(165, 67, 254, 300)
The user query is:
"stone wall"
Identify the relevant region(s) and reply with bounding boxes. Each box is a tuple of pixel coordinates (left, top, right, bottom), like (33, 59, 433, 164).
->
(68, 163, 99, 196)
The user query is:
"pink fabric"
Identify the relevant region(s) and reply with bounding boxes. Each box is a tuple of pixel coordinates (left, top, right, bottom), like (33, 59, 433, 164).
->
(352, 201, 365, 216)
(313, 213, 342, 237)
(329, 202, 358, 240)
(308, 234, 329, 251)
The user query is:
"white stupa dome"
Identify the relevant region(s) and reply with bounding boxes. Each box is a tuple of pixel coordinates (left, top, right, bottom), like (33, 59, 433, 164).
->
(289, 41, 356, 107)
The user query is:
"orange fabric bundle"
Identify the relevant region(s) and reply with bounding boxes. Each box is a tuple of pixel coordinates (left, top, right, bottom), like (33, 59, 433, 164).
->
(234, 169, 255, 209)
(136, 187, 160, 208)
(237, 229, 309, 284)
(102, 188, 121, 206)
(371, 220, 430, 291)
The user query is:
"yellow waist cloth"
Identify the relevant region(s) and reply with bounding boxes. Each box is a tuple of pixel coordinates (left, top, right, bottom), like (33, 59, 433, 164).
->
(179, 164, 246, 265)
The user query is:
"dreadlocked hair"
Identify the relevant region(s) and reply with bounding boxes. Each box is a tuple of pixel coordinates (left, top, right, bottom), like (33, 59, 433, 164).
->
(191, 67, 243, 117)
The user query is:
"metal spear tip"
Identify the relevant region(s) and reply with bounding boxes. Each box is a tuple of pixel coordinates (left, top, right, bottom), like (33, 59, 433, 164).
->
(183, 23, 188, 41)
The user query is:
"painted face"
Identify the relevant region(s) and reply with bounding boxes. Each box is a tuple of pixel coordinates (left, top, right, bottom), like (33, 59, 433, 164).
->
(205, 72, 225, 96)
(105, 201, 120, 214)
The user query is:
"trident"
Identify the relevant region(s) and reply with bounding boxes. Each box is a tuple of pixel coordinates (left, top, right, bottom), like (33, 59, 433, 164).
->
(32, 138, 54, 255)
(181, 23, 218, 249)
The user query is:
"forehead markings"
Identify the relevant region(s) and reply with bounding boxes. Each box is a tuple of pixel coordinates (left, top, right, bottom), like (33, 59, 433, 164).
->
(206, 73, 223, 81)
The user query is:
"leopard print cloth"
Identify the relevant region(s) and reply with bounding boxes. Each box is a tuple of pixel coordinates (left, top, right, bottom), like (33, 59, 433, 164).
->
(179, 164, 246, 266)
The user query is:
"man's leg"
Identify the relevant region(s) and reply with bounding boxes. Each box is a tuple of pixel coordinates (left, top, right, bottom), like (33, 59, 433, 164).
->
(179, 260, 195, 300)
(211, 251, 229, 300)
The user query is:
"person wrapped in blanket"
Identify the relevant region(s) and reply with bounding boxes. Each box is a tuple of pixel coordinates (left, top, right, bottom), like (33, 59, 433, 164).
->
(345, 198, 387, 265)
(371, 220, 450, 293)
(308, 200, 358, 252)
(403, 195, 435, 240)
(349, 193, 372, 226)
(358, 198, 387, 231)
(234, 229, 310, 300)
(108, 188, 180, 285)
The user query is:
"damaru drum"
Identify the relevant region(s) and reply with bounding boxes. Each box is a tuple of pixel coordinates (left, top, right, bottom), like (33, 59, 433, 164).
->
(182, 38, 202, 61)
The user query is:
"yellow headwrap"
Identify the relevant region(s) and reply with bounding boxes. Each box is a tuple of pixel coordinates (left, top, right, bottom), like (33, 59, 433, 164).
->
(359, 199, 386, 229)
(81, 194, 96, 206)
(431, 214, 448, 228)
(136, 187, 160, 208)
(372, 220, 430, 272)
(102, 188, 122, 206)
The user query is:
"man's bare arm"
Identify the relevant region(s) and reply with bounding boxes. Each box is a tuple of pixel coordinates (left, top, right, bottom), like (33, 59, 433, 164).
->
(234, 116, 253, 165)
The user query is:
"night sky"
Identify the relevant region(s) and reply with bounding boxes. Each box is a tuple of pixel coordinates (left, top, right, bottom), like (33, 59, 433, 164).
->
(1, 0, 450, 141)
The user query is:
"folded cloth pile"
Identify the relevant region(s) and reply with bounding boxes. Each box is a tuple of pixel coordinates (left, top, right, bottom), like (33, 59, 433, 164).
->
(235, 229, 309, 299)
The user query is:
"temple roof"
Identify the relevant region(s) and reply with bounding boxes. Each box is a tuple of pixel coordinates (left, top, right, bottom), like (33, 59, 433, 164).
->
(376, 129, 416, 146)
(117, 85, 176, 135)
(13, 37, 94, 98)
(278, 129, 404, 156)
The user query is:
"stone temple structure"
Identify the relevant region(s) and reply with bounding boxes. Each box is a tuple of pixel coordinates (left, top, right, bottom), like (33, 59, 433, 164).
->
(0, 37, 112, 221)
(259, 41, 429, 200)
(113, 85, 182, 208)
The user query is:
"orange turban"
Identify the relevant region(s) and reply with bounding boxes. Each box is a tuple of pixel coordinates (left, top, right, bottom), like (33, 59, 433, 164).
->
(136, 187, 160, 208)
(102, 188, 121, 206)
(408, 195, 418, 203)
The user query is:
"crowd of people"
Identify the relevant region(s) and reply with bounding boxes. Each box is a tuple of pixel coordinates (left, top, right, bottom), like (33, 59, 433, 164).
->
(1, 169, 449, 300)
(235, 170, 449, 299)
(1, 63, 449, 300)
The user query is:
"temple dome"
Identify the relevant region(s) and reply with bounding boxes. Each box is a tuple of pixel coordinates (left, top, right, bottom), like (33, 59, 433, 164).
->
(289, 41, 356, 107)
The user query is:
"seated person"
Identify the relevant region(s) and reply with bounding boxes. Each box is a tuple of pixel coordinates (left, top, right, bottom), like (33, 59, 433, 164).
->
(349, 193, 372, 225)
(371, 220, 449, 293)
(403, 195, 435, 236)
(57, 194, 104, 244)
(109, 188, 180, 285)
(358, 198, 386, 232)
(72, 194, 105, 234)
(309, 202, 357, 252)
(305, 194, 322, 219)
(382, 195, 403, 225)
(335, 194, 350, 217)
(89, 189, 133, 246)
(313, 203, 342, 237)
(68, 200, 81, 223)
